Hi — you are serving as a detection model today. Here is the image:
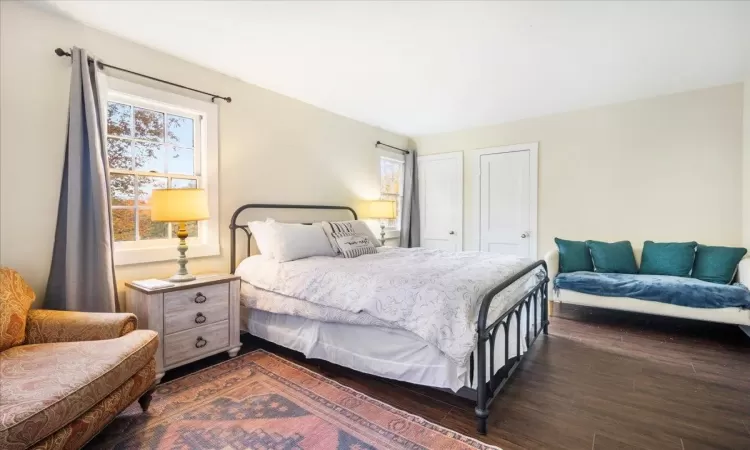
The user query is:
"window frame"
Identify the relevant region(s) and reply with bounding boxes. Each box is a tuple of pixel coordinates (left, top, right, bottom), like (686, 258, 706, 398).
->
(379, 154, 405, 235)
(103, 77, 220, 266)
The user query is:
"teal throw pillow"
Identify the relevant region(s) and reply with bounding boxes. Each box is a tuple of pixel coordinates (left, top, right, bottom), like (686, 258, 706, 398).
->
(586, 240, 638, 274)
(692, 245, 747, 284)
(639, 241, 697, 277)
(555, 238, 593, 273)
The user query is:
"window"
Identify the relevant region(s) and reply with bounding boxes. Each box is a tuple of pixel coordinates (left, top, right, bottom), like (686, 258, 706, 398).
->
(380, 156, 405, 230)
(105, 78, 219, 265)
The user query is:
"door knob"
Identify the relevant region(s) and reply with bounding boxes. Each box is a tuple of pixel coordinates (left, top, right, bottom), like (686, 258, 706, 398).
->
(521, 233, 528, 238)
(449, 231, 455, 235)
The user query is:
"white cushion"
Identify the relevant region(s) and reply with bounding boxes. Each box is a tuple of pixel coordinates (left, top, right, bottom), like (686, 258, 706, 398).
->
(248, 219, 277, 258)
(322, 220, 382, 253)
(271, 222, 336, 262)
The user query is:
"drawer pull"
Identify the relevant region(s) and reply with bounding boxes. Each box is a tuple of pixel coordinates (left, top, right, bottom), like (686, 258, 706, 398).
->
(194, 292, 207, 304)
(195, 337, 208, 348)
(194, 312, 206, 324)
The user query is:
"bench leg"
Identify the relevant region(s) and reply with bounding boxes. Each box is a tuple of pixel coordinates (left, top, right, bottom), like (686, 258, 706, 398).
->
(740, 325, 750, 339)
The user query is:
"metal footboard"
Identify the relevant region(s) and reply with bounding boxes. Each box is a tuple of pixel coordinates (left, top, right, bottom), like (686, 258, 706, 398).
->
(474, 260, 549, 434)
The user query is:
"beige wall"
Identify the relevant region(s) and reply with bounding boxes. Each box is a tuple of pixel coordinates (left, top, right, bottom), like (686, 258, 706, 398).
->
(0, 2, 407, 303)
(744, 80, 750, 248)
(414, 85, 745, 258)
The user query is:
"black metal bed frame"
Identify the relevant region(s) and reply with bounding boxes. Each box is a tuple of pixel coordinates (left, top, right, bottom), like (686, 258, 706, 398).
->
(229, 203, 549, 434)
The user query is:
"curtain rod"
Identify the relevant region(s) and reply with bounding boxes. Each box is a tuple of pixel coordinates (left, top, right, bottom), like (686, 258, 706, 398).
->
(375, 141, 409, 155)
(54, 48, 232, 103)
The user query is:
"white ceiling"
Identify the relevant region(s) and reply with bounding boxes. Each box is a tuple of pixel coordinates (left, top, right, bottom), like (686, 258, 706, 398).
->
(44, 1, 750, 136)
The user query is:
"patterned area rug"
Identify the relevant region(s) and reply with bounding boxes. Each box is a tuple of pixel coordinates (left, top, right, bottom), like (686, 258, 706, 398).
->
(88, 350, 498, 449)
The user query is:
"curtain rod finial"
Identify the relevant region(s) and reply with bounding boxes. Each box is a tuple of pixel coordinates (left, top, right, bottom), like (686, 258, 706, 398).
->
(54, 48, 70, 57)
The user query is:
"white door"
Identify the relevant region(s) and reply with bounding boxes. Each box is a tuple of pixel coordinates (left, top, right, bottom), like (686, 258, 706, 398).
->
(470, 144, 538, 258)
(418, 152, 463, 251)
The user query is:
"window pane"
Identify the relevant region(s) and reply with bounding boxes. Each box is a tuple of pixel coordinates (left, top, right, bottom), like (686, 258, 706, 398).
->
(134, 142, 165, 173)
(167, 114, 194, 147)
(112, 208, 135, 241)
(381, 193, 402, 230)
(138, 209, 168, 240)
(167, 146, 194, 175)
(134, 107, 164, 142)
(170, 178, 197, 189)
(171, 221, 198, 238)
(107, 138, 132, 170)
(380, 159, 403, 195)
(137, 176, 168, 205)
(107, 102, 132, 137)
(110, 174, 135, 206)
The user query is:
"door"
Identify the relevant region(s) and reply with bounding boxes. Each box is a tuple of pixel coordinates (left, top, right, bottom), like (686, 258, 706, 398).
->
(418, 152, 463, 251)
(470, 144, 538, 258)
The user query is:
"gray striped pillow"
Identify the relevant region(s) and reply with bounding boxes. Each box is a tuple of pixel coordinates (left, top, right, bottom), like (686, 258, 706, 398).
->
(332, 232, 377, 258)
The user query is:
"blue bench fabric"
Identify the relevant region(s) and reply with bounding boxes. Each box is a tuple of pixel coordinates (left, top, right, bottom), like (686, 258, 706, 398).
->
(554, 272, 750, 309)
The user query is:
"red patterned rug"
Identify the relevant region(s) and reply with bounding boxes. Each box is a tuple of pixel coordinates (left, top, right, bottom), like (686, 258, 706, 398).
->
(88, 350, 498, 449)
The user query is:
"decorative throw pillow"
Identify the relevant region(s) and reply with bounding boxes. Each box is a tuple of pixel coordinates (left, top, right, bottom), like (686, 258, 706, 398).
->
(322, 220, 383, 253)
(692, 245, 748, 284)
(332, 232, 378, 258)
(554, 238, 593, 273)
(639, 241, 697, 277)
(322, 221, 355, 254)
(0, 267, 36, 352)
(585, 240, 638, 274)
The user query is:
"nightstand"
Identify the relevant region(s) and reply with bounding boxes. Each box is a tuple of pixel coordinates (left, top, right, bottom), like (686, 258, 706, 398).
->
(124, 274, 241, 384)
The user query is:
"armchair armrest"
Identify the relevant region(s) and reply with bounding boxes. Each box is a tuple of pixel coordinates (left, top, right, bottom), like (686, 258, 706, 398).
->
(24, 309, 138, 344)
(738, 256, 750, 288)
(543, 249, 560, 282)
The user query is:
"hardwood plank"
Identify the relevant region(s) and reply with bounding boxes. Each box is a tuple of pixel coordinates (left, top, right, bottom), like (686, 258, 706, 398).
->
(592, 433, 648, 450)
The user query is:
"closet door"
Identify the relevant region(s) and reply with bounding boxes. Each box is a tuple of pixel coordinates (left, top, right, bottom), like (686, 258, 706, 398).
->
(418, 152, 463, 251)
(469, 143, 538, 258)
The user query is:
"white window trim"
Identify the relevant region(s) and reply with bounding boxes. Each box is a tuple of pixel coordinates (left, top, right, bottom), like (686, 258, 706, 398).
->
(102, 77, 220, 266)
(378, 152, 406, 234)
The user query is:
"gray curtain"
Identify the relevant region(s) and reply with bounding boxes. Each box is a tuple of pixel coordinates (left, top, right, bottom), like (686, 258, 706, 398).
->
(46, 48, 118, 313)
(399, 149, 421, 247)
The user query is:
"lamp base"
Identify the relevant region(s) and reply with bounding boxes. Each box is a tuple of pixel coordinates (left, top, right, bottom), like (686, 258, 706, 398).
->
(171, 221, 195, 283)
(169, 273, 196, 283)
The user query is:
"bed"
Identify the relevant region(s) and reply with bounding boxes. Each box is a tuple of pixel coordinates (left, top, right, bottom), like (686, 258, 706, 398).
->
(229, 204, 550, 434)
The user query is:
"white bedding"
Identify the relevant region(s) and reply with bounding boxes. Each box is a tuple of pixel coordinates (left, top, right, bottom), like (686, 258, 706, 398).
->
(240, 297, 542, 392)
(236, 247, 544, 365)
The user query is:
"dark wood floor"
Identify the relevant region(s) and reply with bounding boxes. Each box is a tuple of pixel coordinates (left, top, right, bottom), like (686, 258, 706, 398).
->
(162, 304, 750, 450)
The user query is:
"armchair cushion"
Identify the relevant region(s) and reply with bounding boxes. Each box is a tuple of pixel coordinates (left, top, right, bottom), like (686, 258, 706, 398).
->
(0, 268, 36, 352)
(0, 329, 158, 449)
(24, 309, 137, 345)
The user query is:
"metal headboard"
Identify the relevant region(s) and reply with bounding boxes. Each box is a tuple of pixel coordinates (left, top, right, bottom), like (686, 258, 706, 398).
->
(229, 204, 358, 273)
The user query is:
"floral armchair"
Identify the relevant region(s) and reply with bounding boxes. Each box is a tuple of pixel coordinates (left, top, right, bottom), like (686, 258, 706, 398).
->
(0, 268, 158, 450)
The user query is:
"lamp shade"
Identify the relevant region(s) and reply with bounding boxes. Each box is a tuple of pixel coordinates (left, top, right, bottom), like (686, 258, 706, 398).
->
(150, 189, 209, 222)
(369, 200, 396, 219)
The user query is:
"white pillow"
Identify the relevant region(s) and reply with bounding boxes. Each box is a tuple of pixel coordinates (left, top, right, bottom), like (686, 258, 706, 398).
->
(322, 220, 382, 253)
(270, 222, 336, 262)
(247, 219, 277, 258)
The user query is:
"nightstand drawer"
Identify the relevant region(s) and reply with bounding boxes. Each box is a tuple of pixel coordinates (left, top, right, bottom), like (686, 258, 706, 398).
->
(164, 320, 229, 367)
(164, 295, 228, 335)
(164, 283, 228, 315)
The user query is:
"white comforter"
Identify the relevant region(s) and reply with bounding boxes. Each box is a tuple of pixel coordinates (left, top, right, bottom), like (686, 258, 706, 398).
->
(237, 247, 544, 364)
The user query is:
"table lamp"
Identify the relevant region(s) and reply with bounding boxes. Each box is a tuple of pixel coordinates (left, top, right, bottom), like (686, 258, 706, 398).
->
(151, 188, 209, 282)
(369, 200, 397, 245)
